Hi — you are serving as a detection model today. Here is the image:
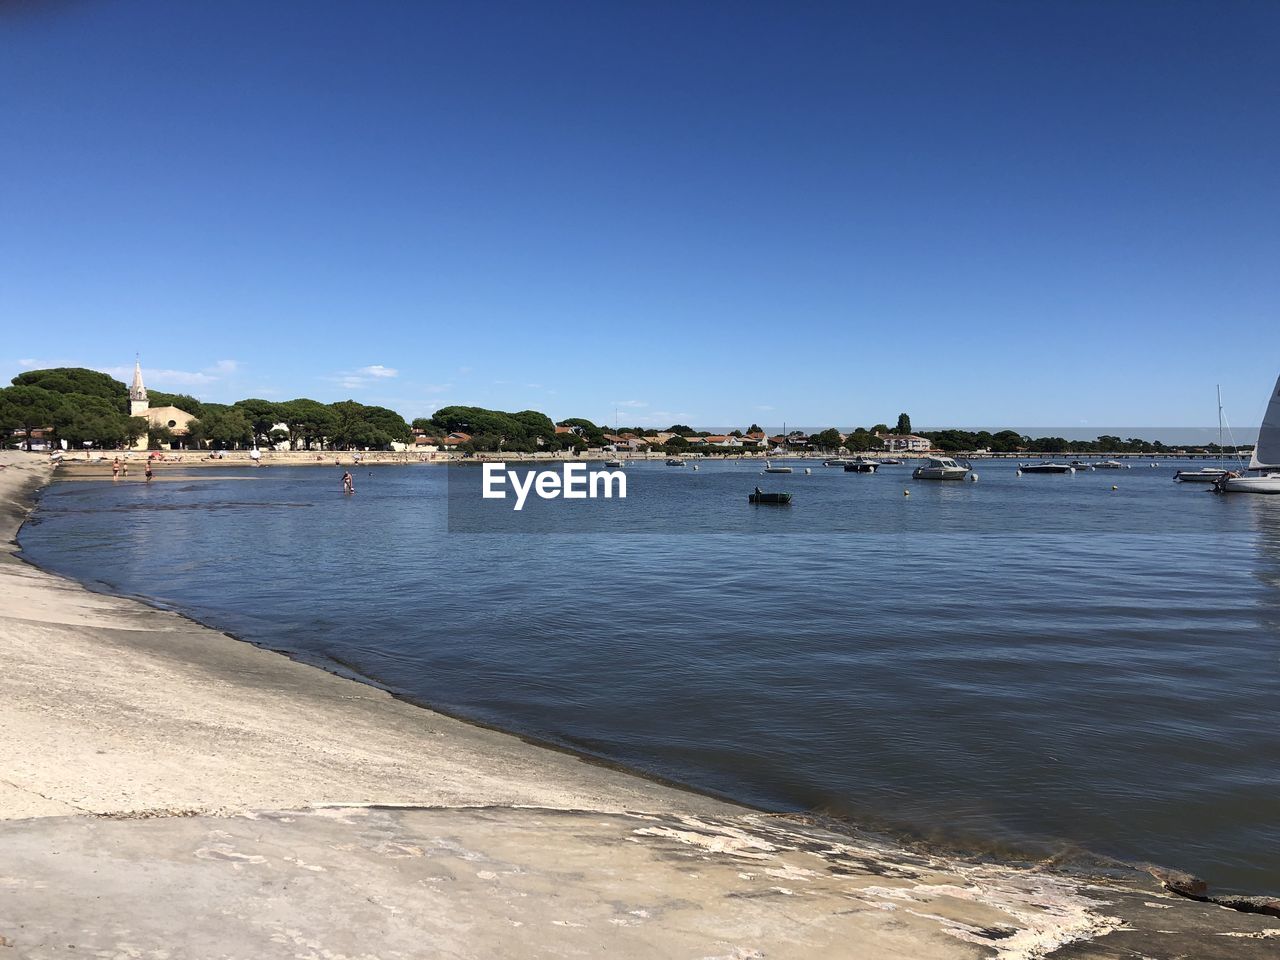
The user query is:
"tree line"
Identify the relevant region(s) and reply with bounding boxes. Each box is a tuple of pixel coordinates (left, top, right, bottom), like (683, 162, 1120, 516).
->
(0, 368, 412, 451)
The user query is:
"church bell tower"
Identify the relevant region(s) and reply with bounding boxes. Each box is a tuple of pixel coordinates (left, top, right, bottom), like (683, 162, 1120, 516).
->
(129, 357, 149, 417)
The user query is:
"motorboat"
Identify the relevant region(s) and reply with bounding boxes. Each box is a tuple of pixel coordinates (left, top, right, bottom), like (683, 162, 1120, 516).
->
(749, 486, 792, 504)
(876, 457, 904, 465)
(1018, 462, 1075, 474)
(1174, 467, 1227, 483)
(1091, 460, 1130, 469)
(604, 458, 623, 468)
(1214, 374, 1280, 494)
(823, 458, 851, 466)
(665, 457, 685, 466)
(912, 457, 970, 480)
(842, 458, 877, 473)
(764, 461, 793, 473)
(1069, 460, 1095, 471)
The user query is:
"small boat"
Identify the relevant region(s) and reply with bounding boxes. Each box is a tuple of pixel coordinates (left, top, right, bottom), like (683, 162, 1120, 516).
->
(912, 456, 970, 480)
(764, 460, 793, 473)
(1069, 460, 1095, 471)
(876, 457, 904, 465)
(749, 486, 792, 505)
(1214, 374, 1280, 494)
(842, 458, 877, 473)
(604, 458, 623, 468)
(665, 457, 685, 466)
(823, 458, 850, 466)
(1091, 460, 1130, 469)
(1175, 467, 1228, 483)
(1018, 462, 1075, 474)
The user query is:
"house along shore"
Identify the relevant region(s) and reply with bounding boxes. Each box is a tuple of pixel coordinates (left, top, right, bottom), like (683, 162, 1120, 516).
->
(1, 449, 1275, 958)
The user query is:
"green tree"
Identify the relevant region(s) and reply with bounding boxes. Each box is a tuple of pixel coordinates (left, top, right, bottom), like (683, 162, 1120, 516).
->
(896, 413, 912, 435)
(233, 399, 284, 445)
(12, 368, 127, 409)
(812, 428, 843, 450)
(0, 385, 61, 450)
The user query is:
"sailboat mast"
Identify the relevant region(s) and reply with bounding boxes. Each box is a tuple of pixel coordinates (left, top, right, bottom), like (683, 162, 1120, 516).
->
(1217, 384, 1224, 467)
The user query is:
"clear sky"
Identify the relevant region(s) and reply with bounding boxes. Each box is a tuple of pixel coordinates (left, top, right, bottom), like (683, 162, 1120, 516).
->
(2, 0, 1277, 431)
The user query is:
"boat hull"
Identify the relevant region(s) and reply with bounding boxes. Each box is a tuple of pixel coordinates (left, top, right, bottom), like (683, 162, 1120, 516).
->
(912, 467, 968, 480)
(1174, 470, 1226, 483)
(1216, 474, 1280, 494)
(748, 492, 792, 504)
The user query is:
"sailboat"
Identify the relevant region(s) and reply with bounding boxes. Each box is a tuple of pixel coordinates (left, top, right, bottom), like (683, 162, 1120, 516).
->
(1214, 375, 1280, 494)
(1175, 385, 1232, 483)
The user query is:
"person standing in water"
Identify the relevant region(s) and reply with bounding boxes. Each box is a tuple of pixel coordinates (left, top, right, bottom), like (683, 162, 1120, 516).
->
(342, 471, 354, 495)
(144, 462, 154, 483)
(112, 458, 120, 481)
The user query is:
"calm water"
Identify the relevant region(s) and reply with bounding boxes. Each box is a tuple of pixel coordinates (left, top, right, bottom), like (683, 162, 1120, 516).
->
(19, 459, 1280, 892)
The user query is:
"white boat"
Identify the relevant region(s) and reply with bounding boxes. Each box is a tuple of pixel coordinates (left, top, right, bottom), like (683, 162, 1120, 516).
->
(1177, 386, 1235, 483)
(764, 460, 793, 474)
(604, 458, 623, 468)
(1175, 467, 1228, 483)
(912, 456, 970, 480)
(1215, 375, 1280, 494)
(1091, 460, 1130, 469)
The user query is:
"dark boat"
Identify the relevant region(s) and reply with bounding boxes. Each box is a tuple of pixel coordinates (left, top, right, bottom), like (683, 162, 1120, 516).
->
(1018, 462, 1075, 474)
(843, 458, 877, 473)
(749, 486, 792, 504)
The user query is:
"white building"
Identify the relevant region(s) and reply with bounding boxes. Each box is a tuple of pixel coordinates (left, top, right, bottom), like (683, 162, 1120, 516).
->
(875, 433, 932, 452)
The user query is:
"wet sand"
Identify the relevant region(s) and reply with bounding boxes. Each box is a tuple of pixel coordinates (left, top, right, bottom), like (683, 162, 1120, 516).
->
(1, 450, 1275, 958)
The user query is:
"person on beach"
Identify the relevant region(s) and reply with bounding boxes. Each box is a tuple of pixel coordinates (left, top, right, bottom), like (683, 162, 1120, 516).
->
(342, 471, 354, 495)
(112, 459, 120, 481)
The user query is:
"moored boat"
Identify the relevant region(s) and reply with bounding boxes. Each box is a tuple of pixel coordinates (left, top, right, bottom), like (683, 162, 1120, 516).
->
(604, 458, 623, 468)
(748, 486, 792, 504)
(842, 458, 877, 473)
(665, 457, 685, 466)
(1214, 374, 1280, 494)
(1091, 460, 1130, 469)
(912, 456, 970, 480)
(1174, 468, 1227, 483)
(764, 460, 793, 473)
(1018, 462, 1075, 474)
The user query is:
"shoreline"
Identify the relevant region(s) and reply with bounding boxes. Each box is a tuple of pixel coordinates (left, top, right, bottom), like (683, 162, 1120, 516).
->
(3, 449, 1276, 957)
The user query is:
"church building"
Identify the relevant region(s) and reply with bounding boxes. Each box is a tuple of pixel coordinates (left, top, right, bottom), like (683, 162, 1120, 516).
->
(128, 359, 196, 450)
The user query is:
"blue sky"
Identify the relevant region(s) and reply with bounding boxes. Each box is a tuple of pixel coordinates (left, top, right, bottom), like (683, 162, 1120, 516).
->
(2, 0, 1277, 430)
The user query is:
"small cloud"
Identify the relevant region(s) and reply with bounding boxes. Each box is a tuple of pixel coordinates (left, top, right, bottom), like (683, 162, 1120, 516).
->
(358, 364, 398, 378)
(18, 358, 37, 368)
(209, 359, 239, 375)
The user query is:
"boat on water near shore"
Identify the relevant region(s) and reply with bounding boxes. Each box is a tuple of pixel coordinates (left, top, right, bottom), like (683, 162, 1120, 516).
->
(748, 486, 792, 504)
(876, 457, 904, 465)
(1018, 462, 1075, 474)
(1175, 467, 1227, 483)
(665, 457, 685, 466)
(764, 461, 793, 473)
(842, 459, 877, 473)
(823, 458, 850, 466)
(1214, 374, 1280, 494)
(1092, 460, 1130, 469)
(912, 457, 970, 480)
(604, 458, 623, 468)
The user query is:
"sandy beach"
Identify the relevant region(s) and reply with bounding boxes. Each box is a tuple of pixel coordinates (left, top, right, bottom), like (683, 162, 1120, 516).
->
(1, 448, 1276, 958)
